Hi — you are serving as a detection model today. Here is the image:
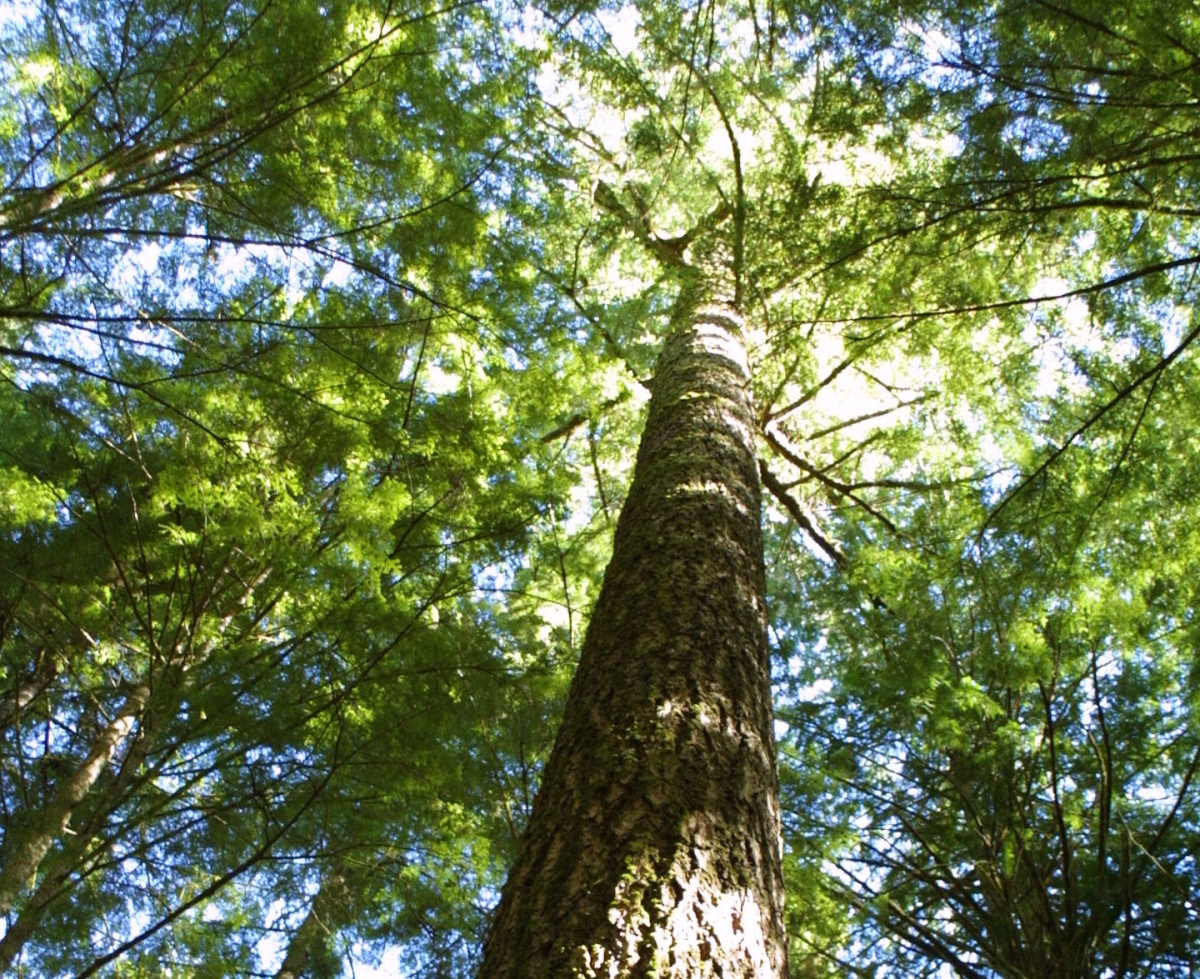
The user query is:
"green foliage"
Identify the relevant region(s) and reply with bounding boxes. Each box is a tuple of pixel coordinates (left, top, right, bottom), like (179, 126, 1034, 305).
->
(0, 0, 606, 973)
(3, 0, 1199, 974)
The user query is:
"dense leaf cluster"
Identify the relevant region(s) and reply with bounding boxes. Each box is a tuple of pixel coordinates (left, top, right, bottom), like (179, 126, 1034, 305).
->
(2, 0, 1197, 975)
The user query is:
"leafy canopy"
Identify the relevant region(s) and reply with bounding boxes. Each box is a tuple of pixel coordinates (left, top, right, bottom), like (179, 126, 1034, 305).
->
(2, 0, 1199, 975)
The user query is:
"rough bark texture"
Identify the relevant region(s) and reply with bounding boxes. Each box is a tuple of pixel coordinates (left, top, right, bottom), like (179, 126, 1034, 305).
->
(477, 306, 787, 979)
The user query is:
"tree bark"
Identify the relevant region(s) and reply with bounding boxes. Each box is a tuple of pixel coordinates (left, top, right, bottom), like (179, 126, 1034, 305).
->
(0, 679, 166, 972)
(0, 651, 57, 734)
(274, 863, 351, 979)
(477, 305, 787, 979)
(0, 563, 269, 965)
(0, 683, 149, 916)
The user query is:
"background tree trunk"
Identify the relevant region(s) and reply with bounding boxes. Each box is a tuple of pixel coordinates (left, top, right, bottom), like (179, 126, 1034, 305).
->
(478, 305, 788, 979)
(0, 681, 160, 971)
(274, 862, 351, 979)
(0, 683, 148, 916)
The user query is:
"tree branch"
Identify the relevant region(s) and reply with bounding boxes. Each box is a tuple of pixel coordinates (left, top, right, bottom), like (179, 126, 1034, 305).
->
(759, 459, 847, 569)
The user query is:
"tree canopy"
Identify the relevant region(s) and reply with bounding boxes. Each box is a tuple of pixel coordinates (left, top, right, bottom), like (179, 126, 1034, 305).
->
(1, 0, 1197, 975)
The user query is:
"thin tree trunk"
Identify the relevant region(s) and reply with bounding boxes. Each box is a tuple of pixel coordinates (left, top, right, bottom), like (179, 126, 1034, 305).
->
(274, 863, 350, 979)
(0, 564, 269, 943)
(0, 683, 149, 916)
(0, 815, 101, 971)
(0, 651, 56, 733)
(0, 668, 195, 971)
(478, 305, 788, 979)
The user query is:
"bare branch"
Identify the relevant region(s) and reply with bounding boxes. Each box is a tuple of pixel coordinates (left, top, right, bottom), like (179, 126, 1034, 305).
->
(759, 459, 847, 569)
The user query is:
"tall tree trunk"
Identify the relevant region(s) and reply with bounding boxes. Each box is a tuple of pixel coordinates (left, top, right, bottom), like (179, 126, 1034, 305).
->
(478, 305, 788, 979)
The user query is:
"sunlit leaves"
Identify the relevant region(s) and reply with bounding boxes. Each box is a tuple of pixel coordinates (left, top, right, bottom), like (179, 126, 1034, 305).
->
(0, 0, 603, 974)
(4, 0, 1200, 973)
